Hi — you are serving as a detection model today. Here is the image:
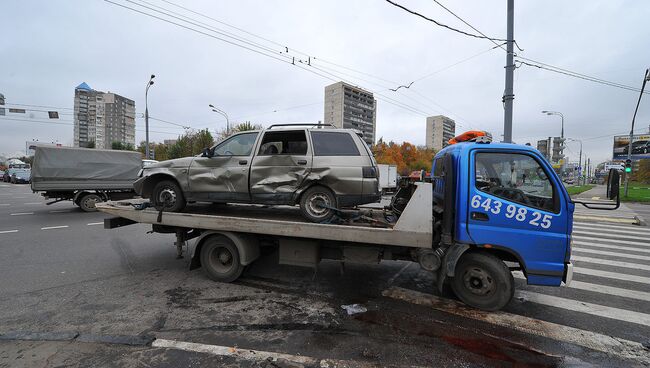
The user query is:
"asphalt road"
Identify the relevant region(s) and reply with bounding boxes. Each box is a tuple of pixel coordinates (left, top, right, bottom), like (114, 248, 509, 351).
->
(1, 183, 649, 367)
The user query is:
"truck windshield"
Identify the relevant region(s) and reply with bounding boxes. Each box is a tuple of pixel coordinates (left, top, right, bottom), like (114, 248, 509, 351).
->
(475, 152, 556, 212)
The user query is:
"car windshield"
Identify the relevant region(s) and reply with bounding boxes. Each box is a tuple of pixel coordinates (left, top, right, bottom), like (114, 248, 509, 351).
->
(212, 132, 258, 156)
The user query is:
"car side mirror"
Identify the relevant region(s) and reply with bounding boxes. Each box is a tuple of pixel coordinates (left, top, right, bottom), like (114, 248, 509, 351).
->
(202, 147, 212, 158)
(607, 168, 620, 200)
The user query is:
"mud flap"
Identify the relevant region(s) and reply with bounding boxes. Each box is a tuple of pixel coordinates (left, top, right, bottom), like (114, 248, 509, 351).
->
(436, 244, 470, 294)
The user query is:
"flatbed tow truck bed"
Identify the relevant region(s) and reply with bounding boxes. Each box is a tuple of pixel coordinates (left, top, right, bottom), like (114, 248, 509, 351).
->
(95, 182, 433, 249)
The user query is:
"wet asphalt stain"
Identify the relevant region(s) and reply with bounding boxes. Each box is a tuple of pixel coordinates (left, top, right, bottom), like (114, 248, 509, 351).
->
(164, 287, 202, 309)
(110, 239, 137, 274)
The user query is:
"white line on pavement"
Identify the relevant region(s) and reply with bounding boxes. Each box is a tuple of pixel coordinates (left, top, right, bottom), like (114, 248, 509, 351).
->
(573, 230, 650, 243)
(0, 230, 19, 234)
(573, 256, 650, 271)
(49, 210, 72, 213)
(575, 267, 650, 284)
(0, 204, 10, 206)
(573, 225, 647, 236)
(382, 287, 650, 365)
(87, 222, 103, 226)
(152, 339, 360, 367)
(10, 212, 33, 216)
(513, 272, 650, 302)
(23, 202, 42, 205)
(573, 241, 650, 254)
(41, 225, 69, 230)
(571, 235, 650, 247)
(573, 222, 650, 233)
(516, 290, 650, 327)
(573, 248, 650, 262)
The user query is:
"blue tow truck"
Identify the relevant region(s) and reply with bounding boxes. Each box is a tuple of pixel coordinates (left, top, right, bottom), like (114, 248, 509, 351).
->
(97, 133, 620, 311)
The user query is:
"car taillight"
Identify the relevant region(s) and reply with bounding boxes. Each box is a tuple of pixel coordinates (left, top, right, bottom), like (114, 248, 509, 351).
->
(362, 166, 377, 178)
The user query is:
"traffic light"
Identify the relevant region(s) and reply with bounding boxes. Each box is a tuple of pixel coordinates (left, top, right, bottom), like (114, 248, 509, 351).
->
(625, 159, 632, 173)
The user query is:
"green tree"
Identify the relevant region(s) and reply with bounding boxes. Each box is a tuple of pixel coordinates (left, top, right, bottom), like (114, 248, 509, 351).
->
(111, 141, 135, 151)
(86, 140, 95, 149)
(216, 121, 263, 141)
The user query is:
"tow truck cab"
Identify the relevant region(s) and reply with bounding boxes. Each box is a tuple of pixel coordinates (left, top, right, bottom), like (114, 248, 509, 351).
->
(432, 139, 574, 301)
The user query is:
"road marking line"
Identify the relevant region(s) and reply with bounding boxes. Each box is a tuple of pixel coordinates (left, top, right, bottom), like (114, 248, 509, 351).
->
(573, 225, 650, 236)
(10, 212, 34, 216)
(0, 230, 19, 234)
(571, 235, 650, 247)
(49, 210, 72, 213)
(574, 221, 650, 232)
(23, 202, 42, 205)
(516, 290, 650, 327)
(87, 222, 103, 226)
(513, 272, 650, 302)
(573, 231, 650, 243)
(573, 256, 650, 271)
(0, 204, 10, 206)
(575, 267, 650, 284)
(41, 225, 69, 230)
(573, 248, 650, 261)
(383, 287, 650, 365)
(574, 241, 650, 254)
(152, 339, 360, 367)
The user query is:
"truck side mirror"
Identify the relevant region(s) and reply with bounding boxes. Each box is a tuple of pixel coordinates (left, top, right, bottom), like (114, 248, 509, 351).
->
(606, 169, 620, 200)
(202, 147, 212, 158)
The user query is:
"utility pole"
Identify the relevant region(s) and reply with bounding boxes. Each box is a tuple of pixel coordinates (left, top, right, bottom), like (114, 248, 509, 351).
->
(502, 0, 515, 143)
(624, 68, 650, 197)
(145, 74, 155, 160)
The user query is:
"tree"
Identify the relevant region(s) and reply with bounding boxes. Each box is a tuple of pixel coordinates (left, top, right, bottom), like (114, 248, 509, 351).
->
(139, 129, 215, 160)
(371, 141, 436, 175)
(85, 140, 95, 149)
(215, 121, 263, 141)
(111, 141, 135, 151)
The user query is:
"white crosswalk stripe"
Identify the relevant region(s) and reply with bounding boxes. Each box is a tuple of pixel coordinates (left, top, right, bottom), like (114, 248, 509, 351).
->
(573, 255, 650, 271)
(573, 266, 650, 284)
(572, 230, 649, 243)
(572, 248, 650, 261)
(572, 235, 650, 247)
(573, 240, 650, 254)
(573, 221, 650, 232)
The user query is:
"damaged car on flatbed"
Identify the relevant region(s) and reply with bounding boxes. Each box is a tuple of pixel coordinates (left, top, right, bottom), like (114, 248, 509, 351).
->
(134, 124, 382, 222)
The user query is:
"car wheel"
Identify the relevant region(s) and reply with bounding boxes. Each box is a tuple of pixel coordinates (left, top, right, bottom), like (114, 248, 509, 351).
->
(451, 252, 514, 311)
(152, 180, 186, 212)
(78, 193, 103, 212)
(299, 185, 337, 223)
(200, 236, 244, 282)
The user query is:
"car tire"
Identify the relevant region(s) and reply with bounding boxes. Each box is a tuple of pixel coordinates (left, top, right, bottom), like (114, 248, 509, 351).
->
(451, 251, 514, 311)
(78, 193, 103, 212)
(299, 185, 337, 223)
(151, 180, 186, 212)
(200, 236, 244, 283)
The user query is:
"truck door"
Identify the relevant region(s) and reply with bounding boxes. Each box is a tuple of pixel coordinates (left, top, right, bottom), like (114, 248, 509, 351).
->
(466, 150, 569, 284)
(249, 129, 312, 204)
(188, 131, 259, 202)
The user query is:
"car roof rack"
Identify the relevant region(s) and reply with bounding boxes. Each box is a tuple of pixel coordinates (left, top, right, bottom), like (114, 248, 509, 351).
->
(267, 123, 336, 129)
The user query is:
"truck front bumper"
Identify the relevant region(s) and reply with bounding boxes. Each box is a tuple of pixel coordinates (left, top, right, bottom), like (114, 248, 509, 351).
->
(562, 262, 574, 286)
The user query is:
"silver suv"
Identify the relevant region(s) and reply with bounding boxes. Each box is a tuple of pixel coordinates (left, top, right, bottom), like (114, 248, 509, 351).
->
(134, 124, 381, 222)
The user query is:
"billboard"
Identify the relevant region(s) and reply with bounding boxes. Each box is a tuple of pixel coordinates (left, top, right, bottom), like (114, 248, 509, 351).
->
(613, 134, 650, 160)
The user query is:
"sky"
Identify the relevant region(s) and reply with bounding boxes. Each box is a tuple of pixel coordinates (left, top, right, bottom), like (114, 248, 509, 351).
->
(1, 0, 649, 165)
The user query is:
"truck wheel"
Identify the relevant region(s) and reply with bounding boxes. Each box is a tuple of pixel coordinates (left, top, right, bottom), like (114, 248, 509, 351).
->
(300, 186, 336, 223)
(451, 252, 514, 311)
(152, 180, 186, 212)
(78, 193, 102, 212)
(200, 236, 244, 283)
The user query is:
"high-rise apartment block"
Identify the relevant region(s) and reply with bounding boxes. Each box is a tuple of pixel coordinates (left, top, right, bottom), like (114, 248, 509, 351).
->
(73, 82, 135, 149)
(425, 115, 455, 151)
(324, 81, 377, 145)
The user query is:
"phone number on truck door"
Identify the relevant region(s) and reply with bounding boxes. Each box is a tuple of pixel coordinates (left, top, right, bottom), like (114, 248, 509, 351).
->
(470, 194, 552, 229)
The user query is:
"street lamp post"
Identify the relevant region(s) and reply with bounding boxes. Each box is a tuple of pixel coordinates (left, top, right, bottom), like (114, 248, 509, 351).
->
(209, 104, 230, 134)
(145, 74, 155, 159)
(568, 138, 583, 185)
(542, 110, 565, 176)
(624, 68, 650, 197)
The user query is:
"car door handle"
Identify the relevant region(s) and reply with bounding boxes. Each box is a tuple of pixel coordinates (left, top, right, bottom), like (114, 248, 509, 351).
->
(297, 160, 307, 165)
(471, 212, 489, 221)
(239, 160, 248, 165)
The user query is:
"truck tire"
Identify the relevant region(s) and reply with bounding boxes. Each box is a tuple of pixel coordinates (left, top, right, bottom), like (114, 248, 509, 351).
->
(152, 180, 186, 212)
(78, 193, 102, 212)
(299, 186, 337, 223)
(200, 236, 244, 283)
(451, 252, 514, 311)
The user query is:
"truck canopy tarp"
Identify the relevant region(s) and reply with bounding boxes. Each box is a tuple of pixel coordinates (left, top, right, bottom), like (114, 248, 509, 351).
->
(31, 146, 142, 191)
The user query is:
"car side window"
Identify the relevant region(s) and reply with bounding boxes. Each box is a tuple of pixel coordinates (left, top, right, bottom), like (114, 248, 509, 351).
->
(311, 131, 360, 156)
(258, 130, 308, 155)
(475, 152, 556, 212)
(213, 132, 258, 156)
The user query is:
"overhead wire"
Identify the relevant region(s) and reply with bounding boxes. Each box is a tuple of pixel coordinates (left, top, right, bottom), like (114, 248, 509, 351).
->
(0, 116, 180, 135)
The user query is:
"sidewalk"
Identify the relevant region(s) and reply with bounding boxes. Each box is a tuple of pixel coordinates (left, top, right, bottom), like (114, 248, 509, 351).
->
(571, 185, 644, 225)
